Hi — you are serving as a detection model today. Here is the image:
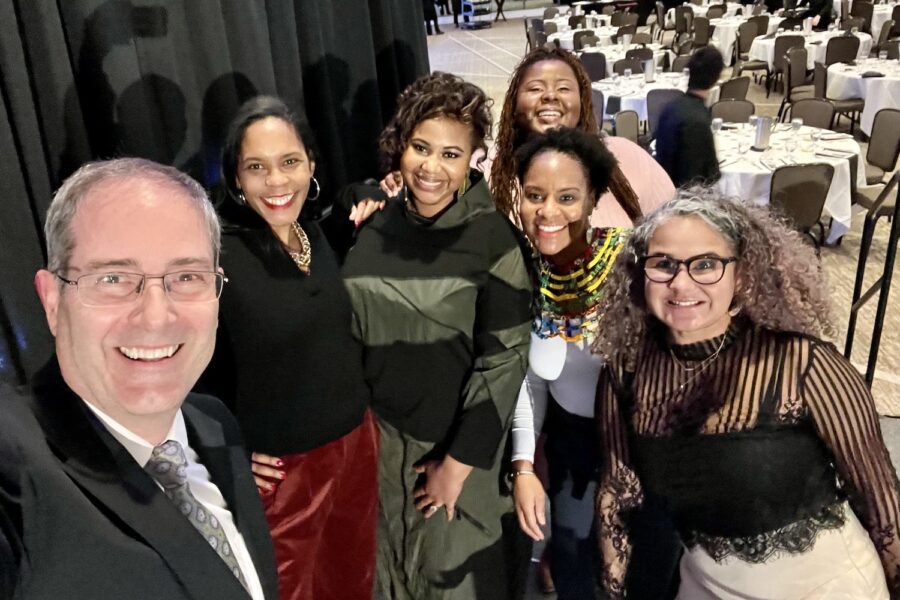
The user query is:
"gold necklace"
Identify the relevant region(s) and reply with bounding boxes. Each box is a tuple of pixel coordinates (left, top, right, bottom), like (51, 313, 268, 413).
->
(286, 222, 311, 274)
(670, 333, 727, 391)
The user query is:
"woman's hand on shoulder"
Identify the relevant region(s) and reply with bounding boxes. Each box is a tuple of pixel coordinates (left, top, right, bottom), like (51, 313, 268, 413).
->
(348, 198, 386, 228)
(379, 171, 403, 198)
(250, 452, 285, 493)
(512, 462, 546, 541)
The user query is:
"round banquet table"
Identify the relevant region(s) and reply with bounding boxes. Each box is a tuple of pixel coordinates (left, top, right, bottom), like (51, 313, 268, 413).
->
(592, 72, 720, 119)
(714, 123, 865, 242)
(581, 43, 667, 74)
(871, 4, 899, 39)
(665, 2, 742, 26)
(748, 30, 872, 70)
(548, 25, 618, 50)
(710, 15, 782, 64)
(827, 58, 900, 136)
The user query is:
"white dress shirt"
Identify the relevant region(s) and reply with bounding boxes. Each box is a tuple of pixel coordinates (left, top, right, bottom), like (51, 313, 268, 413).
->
(84, 401, 266, 600)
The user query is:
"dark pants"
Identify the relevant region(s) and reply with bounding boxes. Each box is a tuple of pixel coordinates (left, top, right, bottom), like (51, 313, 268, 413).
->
(261, 411, 379, 600)
(451, 0, 470, 25)
(423, 1, 442, 34)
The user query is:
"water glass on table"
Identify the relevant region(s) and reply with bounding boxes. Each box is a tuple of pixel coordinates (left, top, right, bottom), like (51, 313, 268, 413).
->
(712, 117, 723, 134)
(624, 68, 633, 78)
(791, 118, 803, 133)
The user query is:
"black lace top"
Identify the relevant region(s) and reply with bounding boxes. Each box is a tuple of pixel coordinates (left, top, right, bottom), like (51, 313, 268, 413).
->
(595, 320, 900, 599)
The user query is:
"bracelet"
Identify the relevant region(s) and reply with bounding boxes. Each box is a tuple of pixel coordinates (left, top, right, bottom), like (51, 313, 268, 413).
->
(507, 469, 536, 483)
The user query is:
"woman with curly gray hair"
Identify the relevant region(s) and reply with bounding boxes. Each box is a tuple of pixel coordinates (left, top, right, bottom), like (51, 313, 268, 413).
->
(342, 72, 533, 599)
(593, 188, 900, 599)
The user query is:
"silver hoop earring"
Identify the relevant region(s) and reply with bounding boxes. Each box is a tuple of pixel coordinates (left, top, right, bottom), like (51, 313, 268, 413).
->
(307, 177, 321, 201)
(237, 191, 246, 205)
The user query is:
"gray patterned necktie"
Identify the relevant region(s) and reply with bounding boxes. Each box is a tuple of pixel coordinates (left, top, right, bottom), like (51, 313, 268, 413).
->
(145, 440, 248, 590)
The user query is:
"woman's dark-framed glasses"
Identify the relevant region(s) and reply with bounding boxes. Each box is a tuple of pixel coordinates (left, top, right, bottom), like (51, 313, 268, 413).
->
(55, 271, 227, 307)
(641, 254, 737, 284)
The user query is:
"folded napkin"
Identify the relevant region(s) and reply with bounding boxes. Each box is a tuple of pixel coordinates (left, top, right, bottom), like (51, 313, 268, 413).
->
(808, 40, 822, 45)
(816, 150, 850, 158)
(861, 71, 885, 78)
(823, 146, 853, 154)
(819, 133, 852, 140)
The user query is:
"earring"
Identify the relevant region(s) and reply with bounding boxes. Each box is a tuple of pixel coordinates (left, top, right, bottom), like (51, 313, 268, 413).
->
(307, 177, 321, 201)
(728, 304, 742, 317)
(237, 191, 246, 205)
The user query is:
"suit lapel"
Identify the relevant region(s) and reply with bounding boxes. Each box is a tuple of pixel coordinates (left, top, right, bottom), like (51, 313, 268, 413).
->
(184, 401, 279, 600)
(30, 359, 251, 600)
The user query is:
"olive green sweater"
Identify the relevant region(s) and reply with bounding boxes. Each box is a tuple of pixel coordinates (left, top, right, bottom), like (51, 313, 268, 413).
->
(342, 172, 532, 469)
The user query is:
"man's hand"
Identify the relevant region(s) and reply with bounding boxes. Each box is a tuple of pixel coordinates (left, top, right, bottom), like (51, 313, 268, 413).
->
(412, 455, 474, 521)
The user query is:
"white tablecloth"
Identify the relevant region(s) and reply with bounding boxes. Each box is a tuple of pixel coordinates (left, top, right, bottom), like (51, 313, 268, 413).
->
(827, 59, 900, 135)
(544, 14, 611, 31)
(710, 15, 782, 63)
(714, 124, 864, 238)
(871, 4, 899, 37)
(548, 25, 619, 50)
(749, 30, 872, 69)
(592, 72, 720, 119)
(665, 2, 743, 26)
(581, 43, 667, 74)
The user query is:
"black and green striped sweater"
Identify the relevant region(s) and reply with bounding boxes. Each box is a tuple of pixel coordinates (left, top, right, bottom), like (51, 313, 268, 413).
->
(342, 171, 532, 470)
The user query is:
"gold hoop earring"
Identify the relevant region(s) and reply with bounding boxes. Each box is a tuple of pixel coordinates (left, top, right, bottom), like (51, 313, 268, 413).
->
(307, 177, 321, 201)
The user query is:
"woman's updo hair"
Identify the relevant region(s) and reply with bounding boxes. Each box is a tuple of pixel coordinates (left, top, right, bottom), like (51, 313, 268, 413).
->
(378, 72, 493, 173)
(514, 127, 619, 205)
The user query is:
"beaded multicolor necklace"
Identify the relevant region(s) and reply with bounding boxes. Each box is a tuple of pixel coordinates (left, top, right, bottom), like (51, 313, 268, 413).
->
(534, 227, 626, 345)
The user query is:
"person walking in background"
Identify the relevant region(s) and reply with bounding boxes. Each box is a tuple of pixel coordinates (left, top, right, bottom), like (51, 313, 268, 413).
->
(654, 47, 724, 187)
(423, 0, 444, 35)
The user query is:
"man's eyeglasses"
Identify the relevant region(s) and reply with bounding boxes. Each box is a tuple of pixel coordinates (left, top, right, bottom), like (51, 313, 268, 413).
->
(56, 271, 227, 307)
(640, 254, 737, 285)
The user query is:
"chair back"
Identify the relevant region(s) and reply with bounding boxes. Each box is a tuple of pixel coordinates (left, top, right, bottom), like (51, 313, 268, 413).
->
(530, 18, 545, 32)
(569, 14, 586, 29)
(614, 24, 637, 42)
(646, 88, 684, 136)
(591, 88, 606, 125)
(622, 13, 639, 27)
(841, 16, 865, 31)
(671, 54, 691, 71)
(772, 35, 804, 74)
(543, 7, 559, 19)
(769, 163, 835, 242)
(613, 57, 644, 74)
(875, 20, 894, 48)
(887, 40, 900, 60)
(867, 109, 900, 173)
(544, 21, 558, 35)
(690, 0, 703, 5)
(675, 38, 695, 55)
(632, 32, 653, 45)
(752, 3, 765, 15)
(611, 10, 629, 26)
(849, 1, 874, 32)
(581, 52, 608, 81)
(675, 6, 692, 34)
(824, 34, 859, 65)
(693, 17, 711, 46)
(785, 46, 809, 99)
(813, 61, 827, 98)
(748, 15, 769, 36)
(626, 47, 654, 62)
(710, 99, 755, 122)
(737, 21, 759, 54)
(719, 76, 750, 100)
(574, 30, 594, 50)
(706, 4, 726, 19)
(789, 98, 835, 128)
(614, 110, 640, 142)
(892, 5, 900, 36)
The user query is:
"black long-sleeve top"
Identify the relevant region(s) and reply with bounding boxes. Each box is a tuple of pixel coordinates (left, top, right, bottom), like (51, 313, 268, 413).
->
(654, 91, 721, 188)
(596, 320, 900, 598)
(200, 215, 369, 456)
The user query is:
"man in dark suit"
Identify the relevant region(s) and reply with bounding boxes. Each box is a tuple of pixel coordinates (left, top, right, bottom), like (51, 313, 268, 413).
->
(655, 47, 725, 188)
(798, 0, 833, 29)
(0, 158, 278, 600)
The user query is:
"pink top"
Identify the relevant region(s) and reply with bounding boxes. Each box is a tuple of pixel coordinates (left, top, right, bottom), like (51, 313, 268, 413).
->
(590, 136, 675, 228)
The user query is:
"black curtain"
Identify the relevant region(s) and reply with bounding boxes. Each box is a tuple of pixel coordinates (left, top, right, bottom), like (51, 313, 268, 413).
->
(0, 0, 429, 385)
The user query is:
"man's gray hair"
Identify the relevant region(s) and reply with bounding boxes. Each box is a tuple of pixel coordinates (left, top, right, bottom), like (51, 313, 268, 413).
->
(45, 158, 221, 273)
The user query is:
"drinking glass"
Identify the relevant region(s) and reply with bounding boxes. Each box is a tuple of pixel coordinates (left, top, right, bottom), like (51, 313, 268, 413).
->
(785, 137, 798, 156)
(738, 140, 751, 155)
(879, 50, 889, 61)
(748, 114, 758, 130)
(611, 72, 620, 84)
(791, 117, 803, 132)
(624, 68, 633, 78)
(712, 117, 723, 134)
